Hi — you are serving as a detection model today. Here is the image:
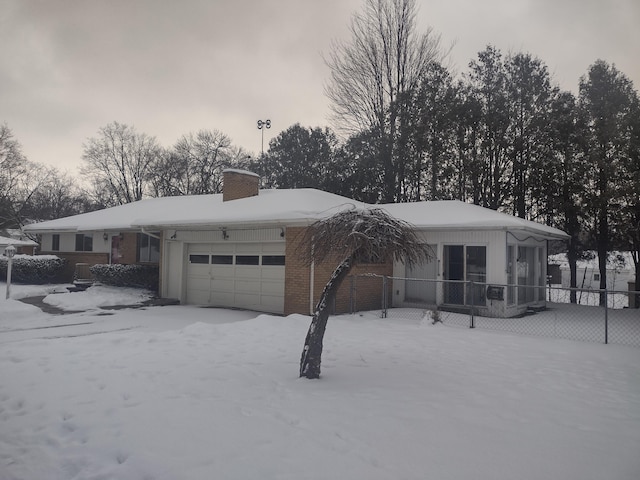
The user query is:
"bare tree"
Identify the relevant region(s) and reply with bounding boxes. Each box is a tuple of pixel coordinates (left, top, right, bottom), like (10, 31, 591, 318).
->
(297, 207, 431, 379)
(81, 122, 161, 206)
(0, 123, 28, 228)
(149, 130, 248, 196)
(325, 0, 448, 202)
(0, 124, 61, 228)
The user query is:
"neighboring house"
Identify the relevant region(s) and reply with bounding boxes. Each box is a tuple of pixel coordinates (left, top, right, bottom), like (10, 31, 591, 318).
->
(0, 232, 38, 255)
(549, 252, 636, 292)
(24, 169, 568, 317)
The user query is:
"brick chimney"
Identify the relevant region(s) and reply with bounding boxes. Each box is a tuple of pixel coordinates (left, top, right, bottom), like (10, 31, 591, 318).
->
(222, 169, 260, 202)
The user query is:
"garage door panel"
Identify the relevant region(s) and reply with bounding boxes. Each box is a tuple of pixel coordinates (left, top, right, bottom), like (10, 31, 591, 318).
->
(235, 278, 261, 293)
(187, 289, 210, 305)
(261, 282, 284, 295)
(212, 292, 235, 305)
(261, 268, 285, 280)
(211, 278, 234, 292)
(234, 266, 261, 278)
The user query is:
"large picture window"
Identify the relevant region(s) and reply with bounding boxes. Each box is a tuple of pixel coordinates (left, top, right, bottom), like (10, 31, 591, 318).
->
(137, 233, 160, 263)
(75, 234, 93, 252)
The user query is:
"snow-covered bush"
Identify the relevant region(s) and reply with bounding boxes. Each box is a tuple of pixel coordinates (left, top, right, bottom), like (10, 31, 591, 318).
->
(90, 264, 159, 292)
(0, 254, 67, 284)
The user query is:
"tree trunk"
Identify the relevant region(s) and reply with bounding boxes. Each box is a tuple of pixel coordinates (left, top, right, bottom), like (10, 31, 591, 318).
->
(299, 256, 352, 379)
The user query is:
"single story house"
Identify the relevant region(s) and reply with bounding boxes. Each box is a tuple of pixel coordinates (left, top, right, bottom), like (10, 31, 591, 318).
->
(1, 233, 38, 255)
(24, 170, 568, 317)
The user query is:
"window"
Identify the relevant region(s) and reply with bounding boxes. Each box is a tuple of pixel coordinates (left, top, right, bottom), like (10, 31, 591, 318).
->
(75, 234, 93, 252)
(593, 273, 600, 282)
(262, 255, 285, 266)
(52, 234, 60, 251)
(443, 245, 486, 306)
(137, 233, 160, 263)
(189, 254, 210, 264)
(507, 245, 515, 305)
(212, 255, 233, 265)
(236, 255, 259, 265)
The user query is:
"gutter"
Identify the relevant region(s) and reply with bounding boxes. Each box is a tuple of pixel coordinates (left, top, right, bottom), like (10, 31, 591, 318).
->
(141, 227, 161, 240)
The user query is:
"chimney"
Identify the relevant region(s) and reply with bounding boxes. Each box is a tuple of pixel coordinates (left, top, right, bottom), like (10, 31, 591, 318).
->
(222, 169, 260, 202)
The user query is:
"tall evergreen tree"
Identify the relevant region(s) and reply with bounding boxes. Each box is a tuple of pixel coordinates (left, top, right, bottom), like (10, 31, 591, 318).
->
(579, 60, 638, 303)
(465, 46, 512, 210)
(253, 124, 337, 191)
(505, 52, 555, 219)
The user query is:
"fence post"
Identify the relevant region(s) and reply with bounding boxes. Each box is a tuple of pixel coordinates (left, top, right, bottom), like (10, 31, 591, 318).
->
(469, 280, 475, 329)
(604, 288, 609, 345)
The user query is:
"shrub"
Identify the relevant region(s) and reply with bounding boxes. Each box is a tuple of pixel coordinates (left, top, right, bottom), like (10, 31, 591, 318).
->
(90, 264, 159, 292)
(0, 254, 68, 284)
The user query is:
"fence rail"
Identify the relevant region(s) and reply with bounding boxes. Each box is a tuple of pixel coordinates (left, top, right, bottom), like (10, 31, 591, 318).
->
(348, 275, 640, 348)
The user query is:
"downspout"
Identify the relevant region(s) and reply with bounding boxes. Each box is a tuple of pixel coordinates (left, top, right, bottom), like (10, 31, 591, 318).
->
(309, 260, 315, 315)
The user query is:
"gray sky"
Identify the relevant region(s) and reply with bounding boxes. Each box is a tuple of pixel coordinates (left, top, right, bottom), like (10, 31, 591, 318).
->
(2, 0, 638, 176)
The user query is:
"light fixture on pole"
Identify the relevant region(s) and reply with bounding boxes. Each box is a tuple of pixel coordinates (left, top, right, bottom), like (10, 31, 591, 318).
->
(4, 244, 16, 300)
(257, 119, 271, 157)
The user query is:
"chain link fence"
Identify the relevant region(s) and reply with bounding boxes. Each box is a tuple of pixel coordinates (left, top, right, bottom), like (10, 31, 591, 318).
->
(348, 275, 640, 347)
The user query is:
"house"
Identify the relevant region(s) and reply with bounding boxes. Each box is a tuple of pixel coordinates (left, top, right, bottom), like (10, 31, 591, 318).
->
(24, 169, 568, 317)
(0, 231, 38, 255)
(548, 251, 636, 292)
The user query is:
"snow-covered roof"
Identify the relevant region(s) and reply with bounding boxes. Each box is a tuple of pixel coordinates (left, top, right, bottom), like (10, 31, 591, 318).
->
(23, 189, 360, 232)
(382, 200, 568, 239)
(23, 190, 568, 240)
(0, 235, 38, 247)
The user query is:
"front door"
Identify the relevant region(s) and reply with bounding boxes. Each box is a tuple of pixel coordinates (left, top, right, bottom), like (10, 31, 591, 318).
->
(443, 245, 487, 306)
(111, 235, 122, 264)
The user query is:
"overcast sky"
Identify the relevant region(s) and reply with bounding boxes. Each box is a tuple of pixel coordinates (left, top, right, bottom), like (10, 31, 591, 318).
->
(2, 0, 639, 176)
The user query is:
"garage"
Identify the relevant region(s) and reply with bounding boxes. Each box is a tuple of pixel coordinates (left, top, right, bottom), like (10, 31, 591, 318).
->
(186, 242, 286, 313)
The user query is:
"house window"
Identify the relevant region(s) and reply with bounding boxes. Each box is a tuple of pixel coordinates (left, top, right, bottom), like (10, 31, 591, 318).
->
(593, 273, 600, 282)
(75, 234, 93, 252)
(137, 233, 160, 263)
(52, 234, 60, 251)
(507, 245, 515, 305)
(517, 246, 545, 304)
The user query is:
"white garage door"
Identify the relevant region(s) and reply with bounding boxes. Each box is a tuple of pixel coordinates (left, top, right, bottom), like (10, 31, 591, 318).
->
(186, 242, 285, 313)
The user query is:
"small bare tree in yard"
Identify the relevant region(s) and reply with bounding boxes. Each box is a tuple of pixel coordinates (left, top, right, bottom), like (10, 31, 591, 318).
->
(297, 207, 430, 379)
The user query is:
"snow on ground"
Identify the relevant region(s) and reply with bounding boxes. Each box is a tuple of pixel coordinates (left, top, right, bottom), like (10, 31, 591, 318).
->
(1, 283, 639, 480)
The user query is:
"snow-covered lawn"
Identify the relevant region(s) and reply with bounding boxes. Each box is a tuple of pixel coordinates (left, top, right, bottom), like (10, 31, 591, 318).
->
(1, 283, 639, 480)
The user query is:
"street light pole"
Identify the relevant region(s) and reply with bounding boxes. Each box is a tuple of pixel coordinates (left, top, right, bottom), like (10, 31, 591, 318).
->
(257, 119, 271, 157)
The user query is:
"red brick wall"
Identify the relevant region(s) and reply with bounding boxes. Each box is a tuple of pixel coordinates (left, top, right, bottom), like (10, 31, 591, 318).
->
(223, 170, 259, 201)
(38, 251, 110, 282)
(284, 227, 312, 315)
(283, 226, 393, 315)
(118, 232, 138, 264)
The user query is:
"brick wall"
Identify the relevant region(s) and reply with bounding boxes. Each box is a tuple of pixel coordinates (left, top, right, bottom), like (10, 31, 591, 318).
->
(223, 170, 259, 201)
(118, 232, 138, 264)
(284, 227, 312, 315)
(283, 226, 393, 315)
(38, 251, 109, 282)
